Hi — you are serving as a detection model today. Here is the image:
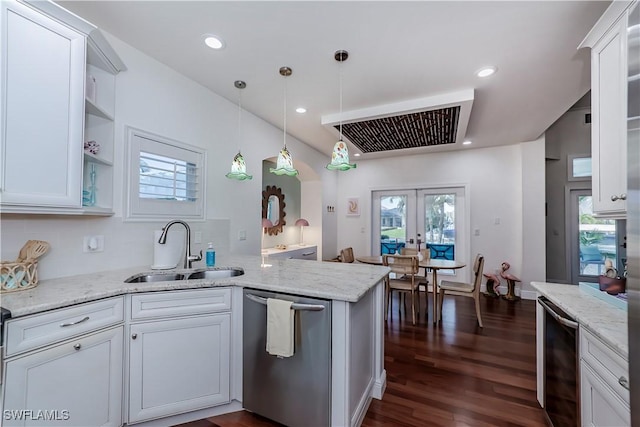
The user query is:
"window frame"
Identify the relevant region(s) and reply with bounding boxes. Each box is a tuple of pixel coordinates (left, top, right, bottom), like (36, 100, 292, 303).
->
(124, 126, 207, 221)
(567, 154, 592, 181)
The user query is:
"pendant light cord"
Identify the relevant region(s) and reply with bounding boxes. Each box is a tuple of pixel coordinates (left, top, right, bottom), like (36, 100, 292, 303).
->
(283, 75, 287, 149)
(237, 89, 242, 153)
(339, 58, 343, 142)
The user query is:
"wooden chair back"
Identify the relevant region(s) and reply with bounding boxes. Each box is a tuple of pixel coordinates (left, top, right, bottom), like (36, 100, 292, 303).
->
(472, 254, 485, 297)
(400, 247, 430, 260)
(383, 254, 420, 276)
(340, 247, 355, 263)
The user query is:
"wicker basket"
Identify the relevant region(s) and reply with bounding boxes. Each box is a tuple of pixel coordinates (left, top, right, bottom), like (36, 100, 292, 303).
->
(1, 261, 39, 293)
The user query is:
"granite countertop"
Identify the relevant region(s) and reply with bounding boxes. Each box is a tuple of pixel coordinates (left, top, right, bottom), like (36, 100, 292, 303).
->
(531, 281, 628, 359)
(1, 255, 390, 318)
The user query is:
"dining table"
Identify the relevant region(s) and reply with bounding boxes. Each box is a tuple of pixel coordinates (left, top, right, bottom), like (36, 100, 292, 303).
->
(356, 255, 466, 324)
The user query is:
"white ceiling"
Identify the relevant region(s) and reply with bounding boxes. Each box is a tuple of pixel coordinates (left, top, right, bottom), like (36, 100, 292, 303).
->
(57, 0, 609, 158)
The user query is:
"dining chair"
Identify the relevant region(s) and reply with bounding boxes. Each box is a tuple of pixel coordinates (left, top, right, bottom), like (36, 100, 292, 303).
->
(438, 254, 485, 327)
(383, 254, 420, 325)
(400, 247, 430, 309)
(339, 247, 355, 263)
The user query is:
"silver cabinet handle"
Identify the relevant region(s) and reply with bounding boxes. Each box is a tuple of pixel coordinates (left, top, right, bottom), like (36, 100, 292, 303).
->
(73, 343, 81, 351)
(619, 376, 630, 390)
(611, 194, 627, 201)
(245, 293, 325, 311)
(60, 316, 90, 327)
(302, 251, 316, 256)
(132, 333, 138, 340)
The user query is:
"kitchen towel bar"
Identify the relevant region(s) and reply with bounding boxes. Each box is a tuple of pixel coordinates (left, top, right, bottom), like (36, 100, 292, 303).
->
(245, 293, 325, 311)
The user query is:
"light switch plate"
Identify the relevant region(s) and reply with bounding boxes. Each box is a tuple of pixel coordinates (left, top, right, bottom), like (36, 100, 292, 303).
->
(83, 235, 104, 253)
(238, 230, 247, 241)
(194, 231, 202, 244)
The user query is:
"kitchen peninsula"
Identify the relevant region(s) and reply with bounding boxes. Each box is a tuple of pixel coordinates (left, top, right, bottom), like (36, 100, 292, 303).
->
(0, 255, 389, 427)
(531, 281, 630, 425)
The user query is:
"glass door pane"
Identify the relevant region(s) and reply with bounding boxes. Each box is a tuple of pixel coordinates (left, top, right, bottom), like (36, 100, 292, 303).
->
(422, 193, 456, 260)
(417, 187, 467, 278)
(578, 195, 617, 275)
(371, 190, 416, 256)
(570, 190, 618, 283)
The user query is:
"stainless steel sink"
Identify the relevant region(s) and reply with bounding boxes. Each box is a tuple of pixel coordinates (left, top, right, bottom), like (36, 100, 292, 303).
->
(186, 268, 244, 280)
(124, 273, 186, 283)
(124, 267, 244, 283)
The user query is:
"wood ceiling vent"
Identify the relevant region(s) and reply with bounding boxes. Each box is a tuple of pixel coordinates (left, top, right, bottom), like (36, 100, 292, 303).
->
(334, 106, 460, 153)
(321, 89, 474, 157)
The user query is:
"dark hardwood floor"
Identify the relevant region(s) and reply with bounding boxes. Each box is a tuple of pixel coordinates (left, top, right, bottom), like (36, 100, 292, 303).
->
(176, 292, 547, 427)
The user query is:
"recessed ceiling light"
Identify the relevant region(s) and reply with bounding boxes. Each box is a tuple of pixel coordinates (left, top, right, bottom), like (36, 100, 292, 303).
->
(295, 107, 307, 114)
(476, 66, 497, 78)
(354, 153, 361, 157)
(203, 34, 225, 50)
(463, 140, 472, 145)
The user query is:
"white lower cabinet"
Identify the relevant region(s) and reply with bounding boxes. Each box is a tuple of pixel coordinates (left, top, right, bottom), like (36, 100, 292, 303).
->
(580, 328, 630, 427)
(127, 289, 231, 424)
(581, 363, 630, 427)
(3, 326, 124, 427)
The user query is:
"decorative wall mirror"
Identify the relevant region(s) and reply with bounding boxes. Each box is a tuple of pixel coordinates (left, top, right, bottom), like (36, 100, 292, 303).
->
(262, 185, 286, 235)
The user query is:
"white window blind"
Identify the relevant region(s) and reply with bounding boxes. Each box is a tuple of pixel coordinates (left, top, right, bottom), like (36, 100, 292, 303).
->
(125, 126, 206, 220)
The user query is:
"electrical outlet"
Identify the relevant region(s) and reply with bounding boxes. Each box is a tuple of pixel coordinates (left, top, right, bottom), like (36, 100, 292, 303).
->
(474, 228, 480, 236)
(194, 231, 202, 244)
(83, 235, 104, 253)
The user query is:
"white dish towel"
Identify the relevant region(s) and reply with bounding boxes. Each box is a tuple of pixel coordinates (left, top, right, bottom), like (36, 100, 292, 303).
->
(266, 298, 294, 357)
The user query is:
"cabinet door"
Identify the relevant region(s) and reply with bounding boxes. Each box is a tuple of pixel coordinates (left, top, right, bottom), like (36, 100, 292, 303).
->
(581, 362, 630, 427)
(128, 314, 231, 423)
(3, 326, 123, 427)
(0, 0, 85, 208)
(591, 14, 628, 215)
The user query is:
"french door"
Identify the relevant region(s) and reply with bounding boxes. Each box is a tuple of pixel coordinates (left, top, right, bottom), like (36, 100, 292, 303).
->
(372, 187, 468, 275)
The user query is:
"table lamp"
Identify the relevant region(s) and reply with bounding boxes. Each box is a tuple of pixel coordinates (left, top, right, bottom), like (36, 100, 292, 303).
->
(261, 218, 273, 267)
(295, 218, 309, 246)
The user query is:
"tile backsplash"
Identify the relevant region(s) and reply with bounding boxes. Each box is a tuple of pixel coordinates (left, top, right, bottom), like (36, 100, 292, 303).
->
(0, 215, 229, 280)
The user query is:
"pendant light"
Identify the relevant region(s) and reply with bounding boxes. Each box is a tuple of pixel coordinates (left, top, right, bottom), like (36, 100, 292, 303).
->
(326, 50, 356, 171)
(270, 67, 299, 176)
(226, 80, 253, 180)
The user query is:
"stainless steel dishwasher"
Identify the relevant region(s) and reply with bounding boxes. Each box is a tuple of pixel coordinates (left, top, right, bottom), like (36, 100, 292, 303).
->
(243, 288, 331, 427)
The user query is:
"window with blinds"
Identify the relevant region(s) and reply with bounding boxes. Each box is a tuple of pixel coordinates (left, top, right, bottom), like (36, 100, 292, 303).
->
(125, 126, 206, 220)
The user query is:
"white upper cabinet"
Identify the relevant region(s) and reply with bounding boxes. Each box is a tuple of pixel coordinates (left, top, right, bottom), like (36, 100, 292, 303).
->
(581, 1, 635, 217)
(0, 0, 85, 209)
(0, 0, 125, 215)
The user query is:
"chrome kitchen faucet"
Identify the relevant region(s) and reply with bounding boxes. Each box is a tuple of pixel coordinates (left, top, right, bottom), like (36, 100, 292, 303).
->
(158, 220, 202, 269)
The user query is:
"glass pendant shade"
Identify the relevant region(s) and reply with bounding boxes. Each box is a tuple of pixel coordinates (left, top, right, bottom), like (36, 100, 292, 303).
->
(226, 151, 253, 180)
(271, 66, 298, 176)
(326, 140, 356, 171)
(326, 50, 356, 171)
(270, 146, 299, 176)
(226, 80, 252, 180)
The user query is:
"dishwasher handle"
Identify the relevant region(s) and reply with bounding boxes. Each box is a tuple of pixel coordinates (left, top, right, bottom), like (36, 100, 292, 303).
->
(538, 297, 578, 329)
(245, 293, 325, 311)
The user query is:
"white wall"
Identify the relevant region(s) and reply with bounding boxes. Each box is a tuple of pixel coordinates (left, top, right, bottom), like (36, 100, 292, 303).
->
(335, 138, 546, 293)
(0, 31, 336, 280)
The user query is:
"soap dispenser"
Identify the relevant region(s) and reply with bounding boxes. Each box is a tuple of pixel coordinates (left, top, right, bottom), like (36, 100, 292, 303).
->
(206, 242, 216, 267)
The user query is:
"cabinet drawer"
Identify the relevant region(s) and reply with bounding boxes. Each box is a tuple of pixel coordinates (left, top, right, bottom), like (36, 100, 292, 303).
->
(580, 327, 629, 405)
(130, 288, 231, 320)
(5, 296, 124, 357)
(269, 246, 317, 260)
